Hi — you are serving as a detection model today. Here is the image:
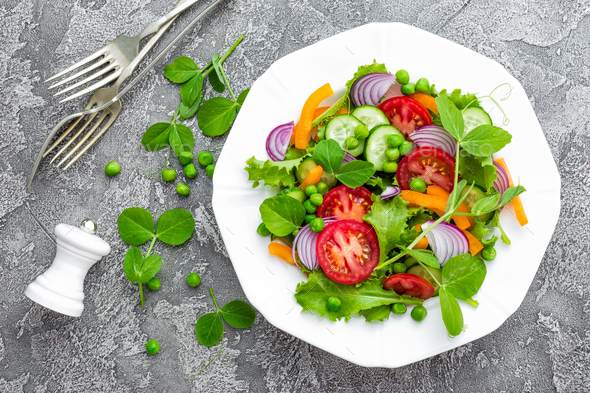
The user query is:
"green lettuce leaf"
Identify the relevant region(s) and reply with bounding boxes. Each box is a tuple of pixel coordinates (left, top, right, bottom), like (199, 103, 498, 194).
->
(458, 155, 498, 190)
(359, 305, 392, 322)
(363, 196, 409, 262)
(439, 88, 481, 110)
(244, 156, 304, 188)
(469, 220, 498, 248)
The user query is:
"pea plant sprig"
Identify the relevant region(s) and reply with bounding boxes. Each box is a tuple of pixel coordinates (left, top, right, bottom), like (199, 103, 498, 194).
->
(117, 207, 195, 306)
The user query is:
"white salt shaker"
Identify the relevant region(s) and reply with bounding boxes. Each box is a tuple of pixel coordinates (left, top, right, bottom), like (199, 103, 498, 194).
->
(25, 219, 111, 317)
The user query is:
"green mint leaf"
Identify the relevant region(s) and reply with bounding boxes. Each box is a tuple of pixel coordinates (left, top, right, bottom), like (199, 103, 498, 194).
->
(498, 185, 526, 208)
(359, 305, 392, 322)
(123, 247, 162, 284)
(197, 97, 237, 137)
(179, 90, 203, 120)
(244, 156, 304, 188)
(336, 161, 376, 188)
(313, 139, 344, 175)
(442, 253, 487, 299)
(180, 73, 204, 106)
(236, 89, 250, 112)
(439, 89, 481, 110)
(156, 209, 195, 245)
(435, 95, 465, 141)
(220, 300, 256, 328)
(208, 69, 225, 93)
(469, 221, 498, 248)
(141, 123, 171, 152)
(491, 210, 511, 245)
(472, 193, 500, 215)
(460, 125, 512, 156)
(445, 179, 467, 214)
(439, 288, 464, 337)
(365, 176, 394, 191)
(295, 271, 422, 322)
(195, 312, 224, 347)
(259, 194, 306, 236)
(163, 56, 200, 83)
(118, 207, 155, 245)
(363, 196, 409, 262)
(401, 246, 441, 269)
(168, 123, 194, 157)
(458, 155, 498, 190)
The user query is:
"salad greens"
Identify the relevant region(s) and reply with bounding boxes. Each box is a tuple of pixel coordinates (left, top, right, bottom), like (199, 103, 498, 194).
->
(259, 194, 306, 236)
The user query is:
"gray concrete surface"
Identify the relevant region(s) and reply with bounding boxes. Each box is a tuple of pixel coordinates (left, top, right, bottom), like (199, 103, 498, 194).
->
(0, 0, 588, 391)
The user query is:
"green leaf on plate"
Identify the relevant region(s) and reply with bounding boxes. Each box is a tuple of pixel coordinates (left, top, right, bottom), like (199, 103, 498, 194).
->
(156, 209, 195, 245)
(460, 125, 512, 156)
(336, 160, 375, 188)
(313, 139, 344, 175)
(458, 155, 498, 190)
(435, 95, 465, 141)
(363, 196, 409, 262)
(259, 194, 306, 236)
(220, 300, 256, 328)
(401, 246, 441, 269)
(442, 253, 487, 300)
(197, 97, 237, 137)
(359, 305, 392, 322)
(244, 156, 304, 188)
(195, 312, 224, 347)
(498, 185, 526, 208)
(117, 207, 155, 245)
(439, 288, 464, 337)
(471, 193, 500, 215)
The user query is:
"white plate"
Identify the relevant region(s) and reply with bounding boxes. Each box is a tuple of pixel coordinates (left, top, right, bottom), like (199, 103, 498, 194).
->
(212, 23, 561, 368)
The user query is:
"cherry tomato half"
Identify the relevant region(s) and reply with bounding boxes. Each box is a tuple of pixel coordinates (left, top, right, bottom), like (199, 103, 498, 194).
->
(316, 220, 380, 284)
(379, 96, 432, 139)
(317, 185, 373, 223)
(382, 273, 435, 300)
(396, 147, 456, 193)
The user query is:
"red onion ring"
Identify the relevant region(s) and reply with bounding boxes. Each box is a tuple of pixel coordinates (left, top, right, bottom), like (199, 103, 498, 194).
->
(292, 218, 337, 270)
(421, 221, 469, 266)
(410, 125, 457, 157)
(266, 121, 295, 161)
(381, 185, 401, 199)
(342, 152, 356, 166)
(492, 161, 510, 211)
(351, 73, 396, 107)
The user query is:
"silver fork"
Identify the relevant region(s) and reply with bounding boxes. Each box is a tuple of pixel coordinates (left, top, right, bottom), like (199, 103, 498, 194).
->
(30, 0, 223, 185)
(46, 0, 201, 103)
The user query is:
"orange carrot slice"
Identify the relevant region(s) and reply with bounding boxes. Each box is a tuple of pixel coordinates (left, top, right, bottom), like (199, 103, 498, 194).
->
(462, 229, 484, 256)
(494, 158, 528, 226)
(299, 165, 323, 190)
(414, 237, 429, 250)
(268, 243, 296, 266)
(294, 83, 334, 149)
(400, 191, 447, 212)
(408, 93, 438, 114)
(426, 186, 473, 230)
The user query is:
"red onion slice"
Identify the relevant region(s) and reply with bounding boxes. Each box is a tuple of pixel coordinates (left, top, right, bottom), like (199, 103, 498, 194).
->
(410, 125, 457, 157)
(292, 218, 337, 270)
(421, 221, 469, 266)
(266, 121, 295, 161)
(351, 73, 396, 107)
(492, 161, 510, 196)
(342, 152, 356, 166)
(381, 185, 401, 199)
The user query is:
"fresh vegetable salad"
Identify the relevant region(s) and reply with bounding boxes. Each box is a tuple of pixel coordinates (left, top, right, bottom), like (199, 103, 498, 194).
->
(245, 61, 528, 336)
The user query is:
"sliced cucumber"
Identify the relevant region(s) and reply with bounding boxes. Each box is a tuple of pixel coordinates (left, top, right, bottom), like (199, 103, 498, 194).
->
(365, 125, 404, 171)
(404, 256, 419, 269)
(295, 157, 337, 187)
(351, 106, 390, 131)
(281, 187, 307, 203)
(461, 185, 493, 222)
(325, 115, 366, 157)
(407, 265, 442, 296)
(463, 107, 492, 134)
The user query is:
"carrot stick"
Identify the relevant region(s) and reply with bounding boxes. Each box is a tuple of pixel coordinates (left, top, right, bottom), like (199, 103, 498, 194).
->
(414, 237, 429, 250)
(494, 158, 528, 226)
(462, 229, 484, 256)
(268, 243, 296, 266)
(294, 83, 334, 149)
(424, 186, 472, 230)
(400, 191, 447, 212)
(299, 165, 323, 190)
(408, 93, 438, 114)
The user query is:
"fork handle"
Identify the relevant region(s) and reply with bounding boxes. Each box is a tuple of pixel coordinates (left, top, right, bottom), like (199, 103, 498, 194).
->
(139, 0, 203, 39)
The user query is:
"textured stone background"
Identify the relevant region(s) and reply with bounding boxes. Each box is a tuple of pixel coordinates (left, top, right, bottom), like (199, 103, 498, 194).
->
(0, 0, 588, 391)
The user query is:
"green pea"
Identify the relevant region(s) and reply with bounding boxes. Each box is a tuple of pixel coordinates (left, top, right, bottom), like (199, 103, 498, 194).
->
(146, 339, 159, 355)
(382, 161, 398, 173)
(317, 182, 329, 196)
(176, 183, 190, 196)
(104, 161, 121, 177)
(392, 263, 407, 274)
(392, 303, 407, 315)
(304, 214, 317, 225)
(148, 278, 160, 291)
(345, 136, 359, 149)
(305, 185, 318, 197)
(162, 169, 176, 182)
(183, 163, 198, 179)
(178, 151, 193, 166)
(411, 305, 427, 322)
(354, 124, 369, 140)
(198, 151, 214, 167)
(401, 82, 416, 95)
(292, 229, 299, 236)
(395, 69, 410, 84)
(206, 164, 215, 178)
(410, 178, 427, 193)
(399, 141, 414, 156)
(309, 193, 323, 207)
(187, 273, 201, 287)
(309, 218, 325, 233)
(387, 133, 405, 148)
(256, 222, 270, 237)
(326, 296, 341, 312)
(481, 247, 497, 261)
(303, 200, 317, 214)
(416, 77, 430, 93)
(385, 148, 400, 162)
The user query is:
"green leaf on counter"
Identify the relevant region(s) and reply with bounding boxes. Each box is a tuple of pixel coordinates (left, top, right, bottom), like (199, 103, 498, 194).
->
(156, 209, 195, 245)
(118, 207, 155, 245)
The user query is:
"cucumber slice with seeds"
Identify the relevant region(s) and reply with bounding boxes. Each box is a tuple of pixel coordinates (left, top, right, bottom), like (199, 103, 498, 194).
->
(463, 107, 492, 134)
(351, 106, 390, 131)
(325, 115, 366, 157)
(365, 125, 403, 171)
